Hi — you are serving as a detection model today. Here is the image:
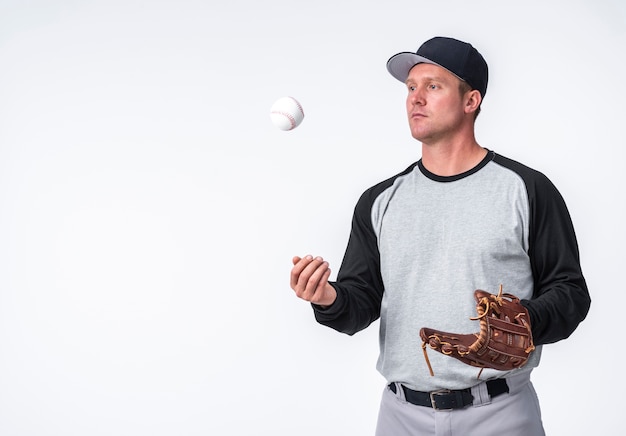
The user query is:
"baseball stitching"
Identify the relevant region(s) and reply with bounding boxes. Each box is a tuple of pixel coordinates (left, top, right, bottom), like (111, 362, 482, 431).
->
(272, 111, 296, 130)
(290, 96, 304, 118)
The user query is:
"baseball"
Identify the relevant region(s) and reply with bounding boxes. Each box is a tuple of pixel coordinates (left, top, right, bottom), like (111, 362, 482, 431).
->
(270, 96, 304, 131)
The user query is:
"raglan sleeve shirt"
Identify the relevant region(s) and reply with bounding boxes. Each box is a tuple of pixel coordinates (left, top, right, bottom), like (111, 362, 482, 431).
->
(312, 151, 589, 367)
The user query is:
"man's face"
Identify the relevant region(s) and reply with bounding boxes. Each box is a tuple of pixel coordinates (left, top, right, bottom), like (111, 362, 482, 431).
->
(405, 63, 468, 144)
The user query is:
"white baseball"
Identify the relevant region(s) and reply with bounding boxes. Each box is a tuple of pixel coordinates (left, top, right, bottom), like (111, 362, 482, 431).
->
(270, 96, 304, 131)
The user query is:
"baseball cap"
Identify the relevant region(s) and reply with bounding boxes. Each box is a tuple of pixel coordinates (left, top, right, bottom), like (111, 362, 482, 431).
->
(386, 36, 488, 98)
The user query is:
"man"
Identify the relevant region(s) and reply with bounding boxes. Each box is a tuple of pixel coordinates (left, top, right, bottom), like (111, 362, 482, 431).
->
(289, 36, 590, 435)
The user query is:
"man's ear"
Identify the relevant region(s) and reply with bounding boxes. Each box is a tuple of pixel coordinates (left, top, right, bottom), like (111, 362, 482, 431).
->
(465, 90, 482, 114)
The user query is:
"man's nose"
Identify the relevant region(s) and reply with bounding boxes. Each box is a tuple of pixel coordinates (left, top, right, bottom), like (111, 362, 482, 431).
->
(409, 88, 426, 105)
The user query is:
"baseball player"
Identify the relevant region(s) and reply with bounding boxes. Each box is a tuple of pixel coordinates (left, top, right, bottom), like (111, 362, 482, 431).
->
(289, 36, 590, 435)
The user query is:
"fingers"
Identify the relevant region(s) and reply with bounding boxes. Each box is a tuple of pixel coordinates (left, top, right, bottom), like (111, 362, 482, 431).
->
(290, 255, 331, 302)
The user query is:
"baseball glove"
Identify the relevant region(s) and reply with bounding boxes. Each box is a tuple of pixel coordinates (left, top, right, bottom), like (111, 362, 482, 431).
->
(419, 285, 535, 378)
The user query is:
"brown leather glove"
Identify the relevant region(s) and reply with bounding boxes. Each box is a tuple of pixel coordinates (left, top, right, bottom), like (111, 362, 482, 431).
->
(420, 285, 535, 378)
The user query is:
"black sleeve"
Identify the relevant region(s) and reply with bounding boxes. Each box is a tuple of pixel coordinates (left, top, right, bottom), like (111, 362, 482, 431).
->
(516, 164, 591, 345)
(312, 187, 386, 336)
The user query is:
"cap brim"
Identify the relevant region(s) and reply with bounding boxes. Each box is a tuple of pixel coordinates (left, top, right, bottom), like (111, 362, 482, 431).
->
(386, 52, 463, 84)
(386, 52, 440, 83)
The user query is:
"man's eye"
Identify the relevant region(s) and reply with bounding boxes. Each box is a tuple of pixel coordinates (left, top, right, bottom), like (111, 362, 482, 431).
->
(408, 86, 416, 92)
(428, 84, 438, 90)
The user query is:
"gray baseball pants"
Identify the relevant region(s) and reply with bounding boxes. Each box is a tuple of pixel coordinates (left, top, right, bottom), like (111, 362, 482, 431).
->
(375, 372, 545, 436)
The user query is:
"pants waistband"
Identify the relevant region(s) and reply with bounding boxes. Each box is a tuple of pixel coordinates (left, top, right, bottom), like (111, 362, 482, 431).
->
(388, 378, 509, 410)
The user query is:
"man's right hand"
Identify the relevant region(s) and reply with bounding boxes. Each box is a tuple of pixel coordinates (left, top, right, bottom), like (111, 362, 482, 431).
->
(290, 255, 337, 307)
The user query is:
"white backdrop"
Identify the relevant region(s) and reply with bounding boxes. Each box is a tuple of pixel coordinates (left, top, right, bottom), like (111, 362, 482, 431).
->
(0, 0, 623, 434)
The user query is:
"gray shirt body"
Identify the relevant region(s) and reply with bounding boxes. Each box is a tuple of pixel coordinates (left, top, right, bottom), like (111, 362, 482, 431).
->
(314, 150, 589, 391)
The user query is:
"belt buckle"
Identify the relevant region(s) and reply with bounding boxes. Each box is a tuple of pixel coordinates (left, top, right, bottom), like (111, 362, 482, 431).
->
(429, 389, 453, 410)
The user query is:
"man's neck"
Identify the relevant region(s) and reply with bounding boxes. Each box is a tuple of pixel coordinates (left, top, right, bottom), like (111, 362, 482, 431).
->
(421, 140, 487, 177)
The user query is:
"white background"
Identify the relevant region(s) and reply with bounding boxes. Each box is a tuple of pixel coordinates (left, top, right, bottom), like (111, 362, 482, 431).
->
(0, 0, 623, 434)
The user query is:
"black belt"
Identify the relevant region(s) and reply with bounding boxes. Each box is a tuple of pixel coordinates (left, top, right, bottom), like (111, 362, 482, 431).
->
(389, 378, 509, 410)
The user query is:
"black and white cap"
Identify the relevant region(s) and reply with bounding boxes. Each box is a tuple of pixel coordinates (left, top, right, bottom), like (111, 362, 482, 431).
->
(386, 36, 489, 98)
